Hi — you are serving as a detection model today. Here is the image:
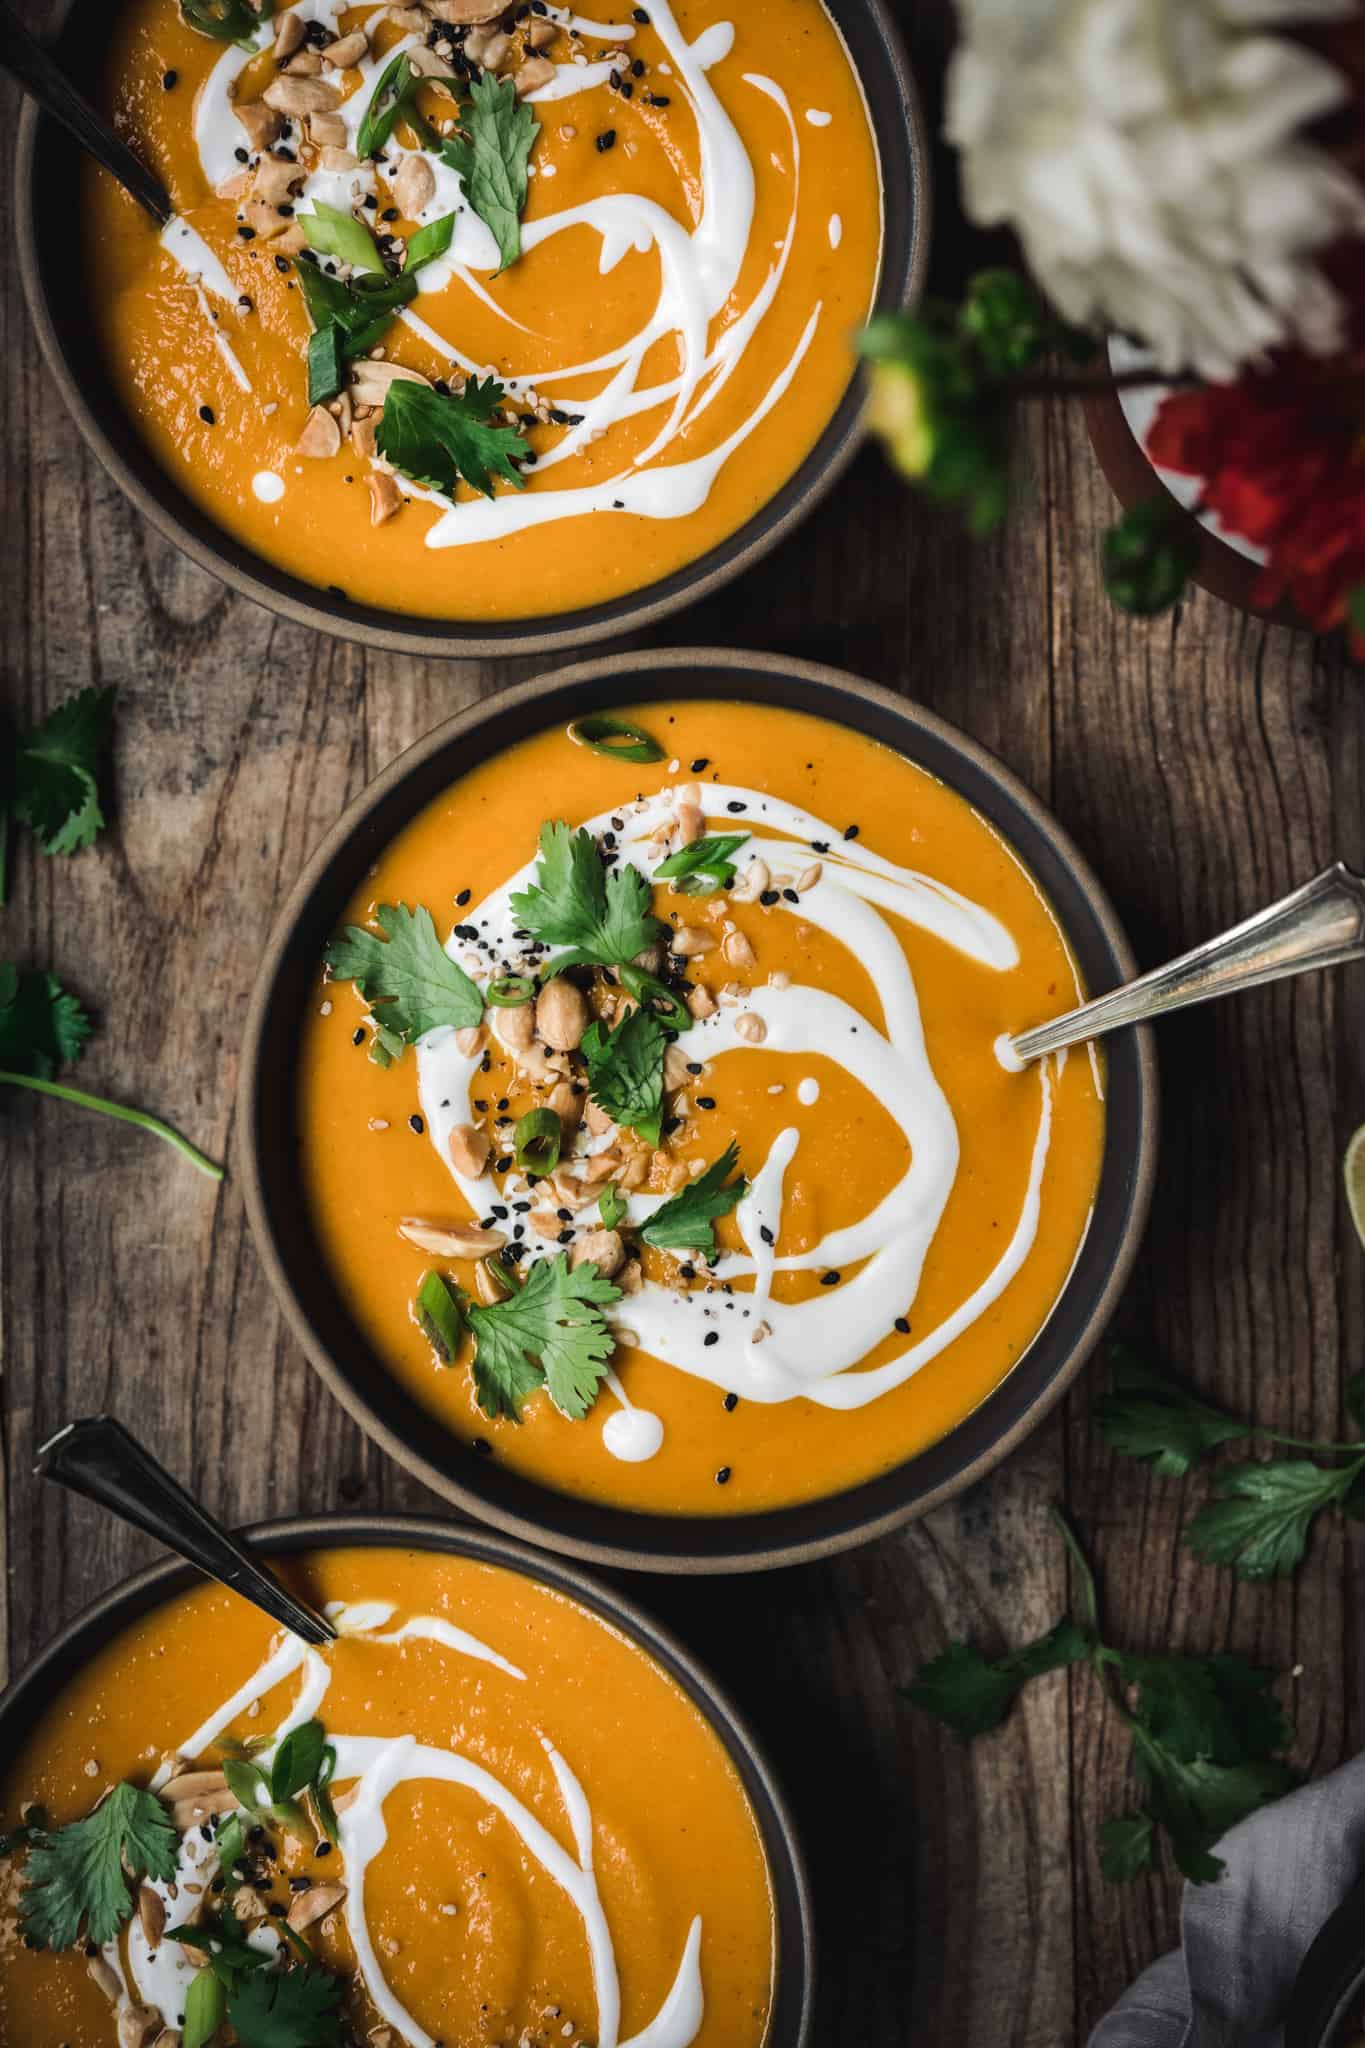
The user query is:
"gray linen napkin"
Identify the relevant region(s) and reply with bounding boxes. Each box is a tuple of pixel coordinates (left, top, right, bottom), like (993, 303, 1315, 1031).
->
(1090, 1752, 1365, 2048)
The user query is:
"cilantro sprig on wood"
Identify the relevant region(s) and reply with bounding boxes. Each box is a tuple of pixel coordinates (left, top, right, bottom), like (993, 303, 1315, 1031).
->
(0, 963, 222, 1178)
(1, 686, 116, 905)
(5, 1781, 179, 1950)
(1097, 1341, 1365, 1579)
(908, 1509, 1295, 1883)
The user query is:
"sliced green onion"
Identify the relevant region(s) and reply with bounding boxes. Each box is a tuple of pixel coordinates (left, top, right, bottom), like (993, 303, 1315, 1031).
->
(515, 1107, 562, 1176)
(415, 1269, 465, 1364)
(480, 1251, 522, 1299)
(654, 832, 749, 896)
(356, 51, 414, 158)
(300, 201, 382, 275)
(179, 0, 261, 41)
(307, 323, 347, 407)
(406, 212, 456, 270)
(599, 1184, 627, 1230)
(487, 975, 537, 1007)
(618, 965, 690, 1032)
(313, 1745, 340, 1846)
(183, 1969, 227, 2048)
(567, 714, 665, 764)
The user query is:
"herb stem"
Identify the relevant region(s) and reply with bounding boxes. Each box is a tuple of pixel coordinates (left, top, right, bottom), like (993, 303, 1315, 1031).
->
(1050, 1504, 1101, 1637)
(0, 1070, 224, 1180)
(1263, 1432, 1365, 1457)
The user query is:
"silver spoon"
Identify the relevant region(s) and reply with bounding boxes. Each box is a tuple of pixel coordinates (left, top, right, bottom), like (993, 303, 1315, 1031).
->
(1, 0, 172, 225)
(35, 1416, 338, 1647)
(1008, 862, 1365, 1065)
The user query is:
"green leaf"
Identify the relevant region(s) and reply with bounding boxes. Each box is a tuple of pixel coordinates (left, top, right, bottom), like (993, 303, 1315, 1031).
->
(440, 72, 537, 271)
(227, 1964, 344, 2048)
(639, 1142, 747, 1256)
(858, 310, 1010, 534)
(1184, 1457, 1362, 1579)
(599, 1183, 627, 1230)
(514, 1106, 563, 1176)
(405, 211, 455, 269)
(958, 268, 1052, 375)
(580, 1006, 667, 1145)
(907, 1617, 1092, 1738)
(270, 1721, 326, 1805)
(416, 1269, 465, 1363)
(17, 1781, 179, 1950)
(223, 1757, 270, 1814)
(467, 1252, 620, 1421)
(299, 201, 381, 274)
(376, 376, 529, 500)
(324, 902, 483, 1048)
(307, 323, 347, 408)
(1096, 1342, 1252, 1478)
(1102, 499, 1197, 616)
(567, 714, 665, 764)
(1098, 1813, 1156, 1882)
(184, 1968, 229, 2048)
(654, 833, 749, 896)
(0, 964, 92, 1080)
(510, 822, 665, 972)
(12, 686, 116, 858)
(1129, 1724, 1293, 1883)
(180, 0, 263, 40)
(356, 51, 417, 157)
(1122, 1651, 1290, 1765)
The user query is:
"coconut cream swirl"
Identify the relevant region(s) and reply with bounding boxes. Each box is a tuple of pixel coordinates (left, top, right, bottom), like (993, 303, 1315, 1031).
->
(118, 1602, 704, 2048)
(166, 0, 872, 535)
(415, 782, 1077, 1462)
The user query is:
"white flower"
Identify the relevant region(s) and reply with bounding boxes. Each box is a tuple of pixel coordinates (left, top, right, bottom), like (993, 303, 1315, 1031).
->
(946, 0, 1365, 379)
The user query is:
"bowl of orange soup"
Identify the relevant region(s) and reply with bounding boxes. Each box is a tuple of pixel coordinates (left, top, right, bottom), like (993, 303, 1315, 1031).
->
(239, 650, 1157, 1569)
(16, 0, 924, 654)
(0, 1517, 808, 2046)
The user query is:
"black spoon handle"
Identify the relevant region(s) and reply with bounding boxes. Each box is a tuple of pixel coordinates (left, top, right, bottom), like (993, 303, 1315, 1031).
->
(0, 0, 172, 225)
(36, 1416, 338, 1647)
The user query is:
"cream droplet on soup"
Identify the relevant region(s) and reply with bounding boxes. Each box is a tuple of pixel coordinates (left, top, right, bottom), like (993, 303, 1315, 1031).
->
(252, 471, 286, 504)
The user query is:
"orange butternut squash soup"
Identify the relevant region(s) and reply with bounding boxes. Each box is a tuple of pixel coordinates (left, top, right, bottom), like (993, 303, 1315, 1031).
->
(82, 0, 883, 618)
(297, 701, 1107, 1515)
(0, 1547, 775, 2046)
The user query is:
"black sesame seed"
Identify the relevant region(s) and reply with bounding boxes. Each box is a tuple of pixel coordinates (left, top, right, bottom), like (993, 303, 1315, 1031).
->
(237, 225, 257, 241)
(726, 800, 747, 812)
(696, 1095, 716, 1110)
(759, 889, 779, 907)
(163, 68, 179, 88)
(811, 839, 830, 853)
(690, 757, 708, 771)
(646, 91, 669, 104)
(759, 1225, 774, 1245)
(556, 1206, 573, 1222)
(289, 1876, 311, 1892)
(274, 253, 290, 272)
(678, 1262, 696, 1280)
(238, 293, 254, 311)
(497, 1154, 513, 1172)
(198, 404, 215, 424)
(723, 1391, 738, 1412)
(234, 144, 249, 163)
(596, 128, 617, 151)
(557, 1227, 574, 1245)
(894, 1316, 911, 1334)
(714, 1465, 731, 1485)
(843, 824, 860, 840)
(352, 1027, 365, 1046)
(821, 1270, 841, 1286)
(473, 1437, 493, 1456)
(632, 6, 649, 18)
(409, 1114, 424, 1134)
(686, 1060, 703, 1075)
(782, 887, 799, 903)
(703, 1331, 719, 1347)
(632, 56, 644, 74)
(315, 1841, 333, 1857)
(363, 193, 379, 210)
(457, 887, 472, 905)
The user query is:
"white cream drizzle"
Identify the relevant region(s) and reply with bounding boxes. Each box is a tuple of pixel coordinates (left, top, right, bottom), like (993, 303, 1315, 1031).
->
(252, 468, 286, 501)
(414, 782, 1087, 1463)
(125, 1601, 704, 2048)
(163, 0, 879, 546)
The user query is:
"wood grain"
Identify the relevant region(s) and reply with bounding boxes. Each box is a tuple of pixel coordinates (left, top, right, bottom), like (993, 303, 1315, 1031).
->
(4, 2, 1364, 2040)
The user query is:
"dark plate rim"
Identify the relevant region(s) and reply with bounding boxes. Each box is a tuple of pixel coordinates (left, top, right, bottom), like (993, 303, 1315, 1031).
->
(0, 1511, 815, 2046)
(14, 0, 930, 658)
(236, 646, 1160, 1573)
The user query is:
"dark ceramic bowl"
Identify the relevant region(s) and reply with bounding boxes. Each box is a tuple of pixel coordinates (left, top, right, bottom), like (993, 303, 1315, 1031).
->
(239, 647, 1159, 1571)
(1287, 1868, 1365, 2048)
(0, 1512, 815, 2044)
(15, 0, 928, 658)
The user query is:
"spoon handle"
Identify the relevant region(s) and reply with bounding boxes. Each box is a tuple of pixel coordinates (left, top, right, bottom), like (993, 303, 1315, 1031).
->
(35, 1416, 338, 1647)
(0, 0, 172, 225)
(1009, 862, 1365, 1065)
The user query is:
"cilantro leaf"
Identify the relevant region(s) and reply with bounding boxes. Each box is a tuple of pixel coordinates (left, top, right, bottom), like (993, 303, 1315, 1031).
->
(509, 823, 665, 973)
(270, 1721, 327, 1805)
(1097, 1813, 1155, 1882)
(907, 1617, 1092, 1738)
(640, 1142, 747, 1256)
(17, 1781, 178, 1950)
(376, 376, 529, 500)
(440, 72, 537, 271)
(324, 902, 483, 1048)
(0, 963, 92, 1079)
(227, 1964, 344, 2048)
(1096, 1343, 1251, 1478)
(654, 833, 749, 897)
(11, 686, 115, 858)
(581, 1006, 667, 1145)
(1129, 1725, 1293, 1883)
(1184, 1456, 1363, 1580)
(467, 1252, 620, 1421)
(1122, 1651, 1290, 1765)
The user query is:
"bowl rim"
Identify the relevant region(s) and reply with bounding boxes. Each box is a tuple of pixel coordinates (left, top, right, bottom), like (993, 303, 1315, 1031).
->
(237, 645, 1160, 1572)
(0, 1511, 816, 2047)
(14, 0, 931, 659)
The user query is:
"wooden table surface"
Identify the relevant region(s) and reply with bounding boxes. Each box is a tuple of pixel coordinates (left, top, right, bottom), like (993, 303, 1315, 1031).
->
(6, 1, 1365, 2040)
